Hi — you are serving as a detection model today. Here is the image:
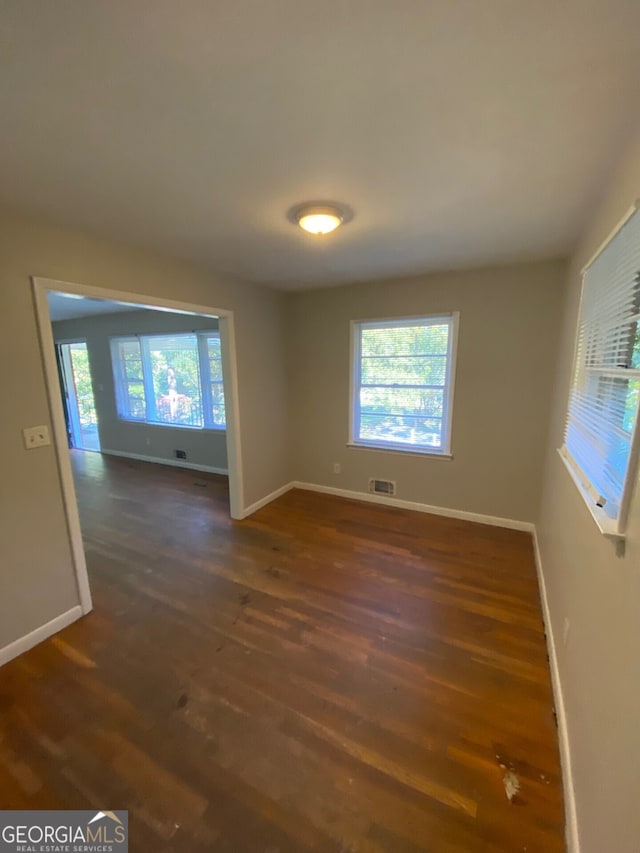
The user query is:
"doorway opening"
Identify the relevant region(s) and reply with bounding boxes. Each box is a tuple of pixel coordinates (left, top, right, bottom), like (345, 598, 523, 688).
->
(57, 341, 101, 451)
(32, 276, 244, 617)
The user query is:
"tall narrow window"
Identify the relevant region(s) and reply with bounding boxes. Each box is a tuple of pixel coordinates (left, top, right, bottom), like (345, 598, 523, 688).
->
(561, 204, 640, 535)
(112, 338, 146, 421)
(206, 334, 226, 428)
(351, 314, 458, 455)
(111, 331, 226, 430)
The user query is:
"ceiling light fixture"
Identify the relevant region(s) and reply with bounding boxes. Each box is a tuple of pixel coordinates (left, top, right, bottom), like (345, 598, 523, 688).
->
(293, 203, 346, 236)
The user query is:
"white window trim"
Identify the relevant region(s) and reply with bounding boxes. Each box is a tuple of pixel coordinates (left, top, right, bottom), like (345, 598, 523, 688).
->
(559, 200, 640, 540)
(557, 448, 624, 540)
(349, 313, 459, 457)
(111, 330, 226, 432)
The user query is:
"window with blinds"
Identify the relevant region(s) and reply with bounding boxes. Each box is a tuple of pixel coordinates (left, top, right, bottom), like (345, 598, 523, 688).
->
(561, 204, 640, 535)
(111, 331, 226, 431)
(351, 314, 458, 454)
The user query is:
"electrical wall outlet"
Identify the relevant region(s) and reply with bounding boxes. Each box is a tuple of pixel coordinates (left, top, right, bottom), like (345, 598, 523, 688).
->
(563, 617, 571, 646)
(333, 462, 341, 474)
(23, 425, 51, 449)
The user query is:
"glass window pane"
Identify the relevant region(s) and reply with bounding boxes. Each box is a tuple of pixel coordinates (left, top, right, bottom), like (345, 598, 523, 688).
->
(68, 343, 98, 428)
(360, 387, 444, 419)
(121, 340, 143, 381)
(623, 378, 640, 433)
(361, 355, 446, 386)
(126, 381, 146, 420)
(207, 335, 226, 427)
(631, 322, 640, 369)
(207, 335, 223, 380)
(112, 333, 226, 431)
(361, 323, 449, 357)
(359, 412, 443, 448)
(356, 320, 451, 451)
(114, 340, 146, 420)
(147, 335, 203, 427)
(210, 382, 226, 426)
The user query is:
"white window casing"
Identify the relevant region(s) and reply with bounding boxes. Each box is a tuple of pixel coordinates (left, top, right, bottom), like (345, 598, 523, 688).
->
(350, 313, 459, 456)
(110, 331, 226, 431)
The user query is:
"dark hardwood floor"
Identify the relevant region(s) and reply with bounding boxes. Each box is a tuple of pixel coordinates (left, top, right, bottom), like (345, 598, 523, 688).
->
(0, 451, 565, 852)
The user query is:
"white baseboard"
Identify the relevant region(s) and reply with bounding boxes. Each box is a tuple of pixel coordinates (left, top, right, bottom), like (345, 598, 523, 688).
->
(101, 448, 228, 476)
(241, 481, 295, 518)
(532, 530, 580, 853)
(292, 481, 535, 532)
(0, 605, 84, 668)
(240, 478, 534, 531)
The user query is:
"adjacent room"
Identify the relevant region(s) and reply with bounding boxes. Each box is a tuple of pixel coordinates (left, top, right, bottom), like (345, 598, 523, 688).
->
(1, 3, 639, 852)
(48, 292, 230, 478)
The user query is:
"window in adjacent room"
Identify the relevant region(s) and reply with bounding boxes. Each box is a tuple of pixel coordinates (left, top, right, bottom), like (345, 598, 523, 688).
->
(111, 331, 226, 430)
(350, 314, 458, 455)
(560, 204, 640, 537)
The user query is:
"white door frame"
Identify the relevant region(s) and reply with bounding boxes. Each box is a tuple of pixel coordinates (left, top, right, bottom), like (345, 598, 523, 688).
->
(31, 276, 245, 616)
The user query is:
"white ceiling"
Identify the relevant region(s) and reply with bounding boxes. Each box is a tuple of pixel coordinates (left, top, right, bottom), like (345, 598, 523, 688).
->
(2, 1, 640, 290)
(47, 292, 143, 321)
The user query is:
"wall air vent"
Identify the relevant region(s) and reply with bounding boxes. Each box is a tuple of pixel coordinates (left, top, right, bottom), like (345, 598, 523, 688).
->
(368, 478, 396, 497)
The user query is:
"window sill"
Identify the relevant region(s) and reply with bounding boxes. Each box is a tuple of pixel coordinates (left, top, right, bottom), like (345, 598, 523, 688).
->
(117, 418, 226, 433)
(556, 448, 624, 541)
(347, 441, 453, 460)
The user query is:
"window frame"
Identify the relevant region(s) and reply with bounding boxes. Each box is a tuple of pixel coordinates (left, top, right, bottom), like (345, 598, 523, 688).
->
(111, 335, 147, 423)
(349, 313, 459, 457)
(559, 201, 640, 540)
(110, 330, 226, 432)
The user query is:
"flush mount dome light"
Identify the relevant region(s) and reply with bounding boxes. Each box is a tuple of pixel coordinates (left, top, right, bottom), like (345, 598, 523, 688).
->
(293, 203, 346, 235)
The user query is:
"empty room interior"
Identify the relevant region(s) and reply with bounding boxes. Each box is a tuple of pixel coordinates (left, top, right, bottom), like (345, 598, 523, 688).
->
(1, 3, 639, 852)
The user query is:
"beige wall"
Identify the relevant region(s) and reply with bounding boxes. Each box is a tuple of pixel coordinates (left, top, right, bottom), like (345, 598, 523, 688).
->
(0, 207, 289, 650)
(537, 133, 640, 853)
(52, 310, 228, 471)
(287, 260, 565, 522)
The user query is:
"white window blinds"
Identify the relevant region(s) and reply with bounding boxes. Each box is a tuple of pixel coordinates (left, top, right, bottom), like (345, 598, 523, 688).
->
(562, 205, 640, 533)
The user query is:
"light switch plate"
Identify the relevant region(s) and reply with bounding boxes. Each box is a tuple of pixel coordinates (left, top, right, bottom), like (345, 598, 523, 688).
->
(23, 425, 51, 449)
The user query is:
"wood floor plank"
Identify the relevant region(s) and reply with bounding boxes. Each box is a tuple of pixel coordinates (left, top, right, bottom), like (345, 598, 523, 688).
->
(0, 451, 565, 851)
